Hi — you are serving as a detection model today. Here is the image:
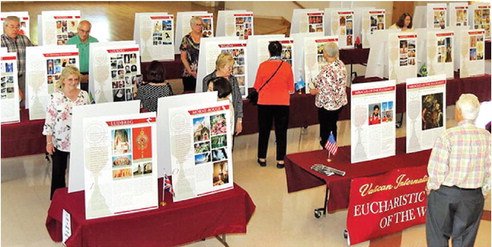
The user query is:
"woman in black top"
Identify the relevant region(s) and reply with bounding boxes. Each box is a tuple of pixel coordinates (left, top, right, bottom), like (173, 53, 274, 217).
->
(179, 16, 206, 92)
(136, 61, 173, 112)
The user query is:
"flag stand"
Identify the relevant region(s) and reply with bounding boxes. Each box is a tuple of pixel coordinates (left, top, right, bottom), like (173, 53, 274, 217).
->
(327, 151, 332, 162)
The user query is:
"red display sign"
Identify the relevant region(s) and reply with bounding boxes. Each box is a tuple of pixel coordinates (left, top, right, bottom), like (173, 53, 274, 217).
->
(347, 166, 428, 245)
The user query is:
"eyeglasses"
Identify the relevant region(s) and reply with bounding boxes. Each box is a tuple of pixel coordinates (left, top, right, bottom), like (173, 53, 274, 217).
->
(6, 24, 20, 30)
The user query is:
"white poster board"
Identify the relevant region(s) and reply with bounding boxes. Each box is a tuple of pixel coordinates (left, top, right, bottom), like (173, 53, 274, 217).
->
(291, 32, 324, 94)
(304, 36, 338, 93)
(134, 13, 174, 62)
(1, 51, 20, 124)
(427, 31, 454, 79)
(361, 9, 386, 48)
(1, 12, 30, 39)
(26, 45, 79, 120)
(459, 29, 486, 78)
(325, 9, 355, 48)
(169, 101, 234, 202)
(246, 34, 285, 87)
(39, 10, 80, 45)
(89, 42, 140, 103)
(448, 3, 469, 28)
(351, 80, 396, 163)
(388, 32, 418, 84)
(427, 4, 447, 30)
(216, 10, 253, 40)
(83, 112, 158, 219)
(290, 9, 324, 35)
(175, 12, 214, 54)
(406, 75, 446, 153)
(157, 92, 217, 177)
(68, 101, 141, 193)
(470, 3, 491, 39)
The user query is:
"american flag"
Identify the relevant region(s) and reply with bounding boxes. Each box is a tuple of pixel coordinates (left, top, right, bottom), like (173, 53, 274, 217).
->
(164, 174, 174, 195)
(324, 132, 338, 155)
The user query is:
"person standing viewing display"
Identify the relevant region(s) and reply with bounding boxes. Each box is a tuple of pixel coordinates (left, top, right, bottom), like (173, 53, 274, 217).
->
(310, 43, 347, 147)
(136, 61, 173, 112)
(389, 13, 413, 32)
(426, 94, 491, 247)
(43, 66, 90, 200)
(179, 16, 206, 92)
(254, 41, 294, 169)
(66, 20, 98, 92)
(203, 53, 243, 135)
(1, 15, 33, 105)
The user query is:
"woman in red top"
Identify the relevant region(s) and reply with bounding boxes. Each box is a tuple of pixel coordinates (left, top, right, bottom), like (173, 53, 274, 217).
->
(253, 41, 294, 168)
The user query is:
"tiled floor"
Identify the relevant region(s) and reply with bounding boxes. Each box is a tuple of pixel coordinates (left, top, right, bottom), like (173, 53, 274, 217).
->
(1, 107, 490, 247)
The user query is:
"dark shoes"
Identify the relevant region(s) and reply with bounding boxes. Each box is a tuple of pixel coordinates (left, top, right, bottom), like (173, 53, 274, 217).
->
(257, 159, 267, 167)
(276, 163, 285, 169)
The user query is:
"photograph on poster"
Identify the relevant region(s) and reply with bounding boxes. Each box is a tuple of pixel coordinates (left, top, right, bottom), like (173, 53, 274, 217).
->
(111, 52, 138, 101)
(370, 14, 385, 33)
(112, 128, 131, 155)
(433, 10, 446, 29)
(194, 141, 211, 154)
(211, 134, 227, 149)
(212, 147, 228, 161)
(421, 93, 444, 130)
(112, 168, 132, 180)
(133, 163, 144, 176)
(339, 14, 354, 45)
(195, 153, 211, 165)
(456, 9, 468, 26)
(132, 126, 152, 160)
(202, 17, 213, 36)
(151, 19, 173, 46)
(55, 19, 78, 45)
(235, 16, 253, 39)
(437, 37, 452, 63)
(45, 57, 77, 93)
(368, 103, 381, 125)
(308, 14, 323, 33)
(193, 116, 211, 142)
(210, 113, 227, 136)
(381, 101, 394, 122)
(213, 161, 229, 186)
(112, 155, 132, 167)
(474, 8, 490, 36)
(281, 43, 293, 64)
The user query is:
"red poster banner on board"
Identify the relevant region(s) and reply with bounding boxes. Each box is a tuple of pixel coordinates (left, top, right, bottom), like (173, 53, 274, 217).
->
(346, 166, 428, 245)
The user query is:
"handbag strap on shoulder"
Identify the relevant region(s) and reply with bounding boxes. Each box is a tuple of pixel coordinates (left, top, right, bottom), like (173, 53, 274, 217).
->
(258, 60, 284, 92)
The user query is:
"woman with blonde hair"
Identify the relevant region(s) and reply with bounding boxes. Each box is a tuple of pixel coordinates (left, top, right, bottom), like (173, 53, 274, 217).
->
(179, 16, 206, 92)
(43, 66, 90, 199)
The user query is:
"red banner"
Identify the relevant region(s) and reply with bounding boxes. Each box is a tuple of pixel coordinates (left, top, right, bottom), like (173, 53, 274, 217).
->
(346, 166, 428, 245)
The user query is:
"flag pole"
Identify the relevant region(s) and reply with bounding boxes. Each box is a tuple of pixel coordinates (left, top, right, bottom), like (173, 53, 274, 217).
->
(160, 170, 167, 206)
(327, 150, 332, 162)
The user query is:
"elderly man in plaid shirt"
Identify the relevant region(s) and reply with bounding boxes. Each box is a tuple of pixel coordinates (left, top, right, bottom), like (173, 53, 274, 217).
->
(426, 94, 491, 247)
(1, 15, 33, 105)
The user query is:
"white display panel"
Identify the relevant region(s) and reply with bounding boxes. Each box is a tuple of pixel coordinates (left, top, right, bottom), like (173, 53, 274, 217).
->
(406, 75, 446, 153)
(134, 13, 174, 62)
(68, 101, 141, 193)
(89, 41, 140, 103)
(1, 51, 20, 124)
(361, 9, 386, 48)
(325, 9, 356, 48)
(1, 12, 30, 39)
(388, 32, 418, 84)
(39, 10, 80, 45)
(83, 112, 158, 219)
(459, 29, 486, 78)
(246, 34, 285, 88)
(470, 3, 491, 39)
(25, 45, 79, 120)
(351, 80, 396, 163)
(290, 9, 324, 35)
(448, 3, 469, 28)
(175, 12, 214, 54)
(426, 31, 455, 79)
(303, 36, 338, 94)
(216, 10, 253, 40)
(168, 101, 234, 202)
(427, 4, 447, 30)
(365, 29, 398, 79)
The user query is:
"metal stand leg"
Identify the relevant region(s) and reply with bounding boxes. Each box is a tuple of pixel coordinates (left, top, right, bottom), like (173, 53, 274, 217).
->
(314, 187, 329, 218)
(215, 234, 229, 247)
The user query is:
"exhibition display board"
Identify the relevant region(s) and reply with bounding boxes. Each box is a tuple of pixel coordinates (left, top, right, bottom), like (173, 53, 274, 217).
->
(361, 9, 386, 48)
(350, 80, 396, 163)
(89, 41, 141, 103)
(174, 11, 214, 54)
(448, 3, 469, 28)
(1, 12, 30, 38)
(388, 32, 418, 84)
(134, 12, 174, 62)
(0, 50, 20, 124)
(83, 112, 158, 219)
(39, 10, 80, 45)
(426, 31, 455, 79)
(426, 3, 447, 30)
(216, 10, 253, 40)
(25, 45, 79, 120)
(325, 9, 356, 48)
(470, 3, 491, 39)
(68, 101, 141, 193)
(168, 101, 234, 202)
(458, 29, 486, 78)
(290, 9, 324, 35)
(406, 74, 446, 153)
(303, 36, 338, 93)
(365, 30, 397, 80)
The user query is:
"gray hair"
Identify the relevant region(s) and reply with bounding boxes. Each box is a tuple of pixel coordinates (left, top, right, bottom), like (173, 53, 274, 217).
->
(323, 42, 339, 59)
(456, 94, 480, 120)
(3, 16, 20, 27)
(190, 16, 203, 26)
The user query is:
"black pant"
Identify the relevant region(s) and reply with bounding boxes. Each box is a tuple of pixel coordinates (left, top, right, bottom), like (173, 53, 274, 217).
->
(51, 149, 69, 200)
(182, 76, 196, 92)
(318, 107, 342, 148)
(257, 105, 289, 161)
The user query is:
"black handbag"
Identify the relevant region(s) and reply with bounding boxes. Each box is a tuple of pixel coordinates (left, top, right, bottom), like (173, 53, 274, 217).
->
(247, 61, 284, 105)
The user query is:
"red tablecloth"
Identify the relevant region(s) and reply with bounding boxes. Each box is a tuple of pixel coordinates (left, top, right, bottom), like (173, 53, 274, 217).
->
(1, 108, 45, 158)
(46, 181, 255, 247)
(284, 138, 432, 213)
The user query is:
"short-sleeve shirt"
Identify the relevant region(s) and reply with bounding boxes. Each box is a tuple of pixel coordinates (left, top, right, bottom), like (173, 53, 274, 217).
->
(66, 35, 99, 73)
(313, 60, 348, 111)
(179, 33, 202, 77)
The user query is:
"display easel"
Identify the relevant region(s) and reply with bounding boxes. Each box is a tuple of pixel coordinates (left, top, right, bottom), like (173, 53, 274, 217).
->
(290, 9, 324, 35)
(38, 10, 80, 45)
(134, 12, 174, 62)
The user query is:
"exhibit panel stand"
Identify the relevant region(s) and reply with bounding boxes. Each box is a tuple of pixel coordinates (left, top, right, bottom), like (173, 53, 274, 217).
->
(426, 3, 447, 30)
(39, 10, 80, 45)
(303, 35, 338, 94)
(426, 31, 455, 79)
(388, 32, 418, 84)
(324, 9, 356, 49)
(469, 3, 491, 40)
(360, 9, 386, 48)
(174, 11, 214, 54)
(134, 12, 175, 62)
(448, 3, 469, 28)
(0, 50, 20, 124)
(216, 10, 253, 40)
(290, 9, 325, 35)
(458, 29, 486, 78)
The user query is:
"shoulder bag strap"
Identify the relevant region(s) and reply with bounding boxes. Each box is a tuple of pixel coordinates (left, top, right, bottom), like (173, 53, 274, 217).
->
(258, 60, 284, 93)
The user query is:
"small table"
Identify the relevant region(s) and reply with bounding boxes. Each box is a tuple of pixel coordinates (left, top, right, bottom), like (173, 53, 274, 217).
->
(46, 181, 256, 247)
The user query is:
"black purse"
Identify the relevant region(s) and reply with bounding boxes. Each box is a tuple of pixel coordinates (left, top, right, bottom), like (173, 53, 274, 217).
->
(247, 61, 284, 105)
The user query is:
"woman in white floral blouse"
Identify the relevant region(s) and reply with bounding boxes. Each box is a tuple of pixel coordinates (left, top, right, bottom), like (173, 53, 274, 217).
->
(310, 42, 347, 148)
(43, 66, 90, 199)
